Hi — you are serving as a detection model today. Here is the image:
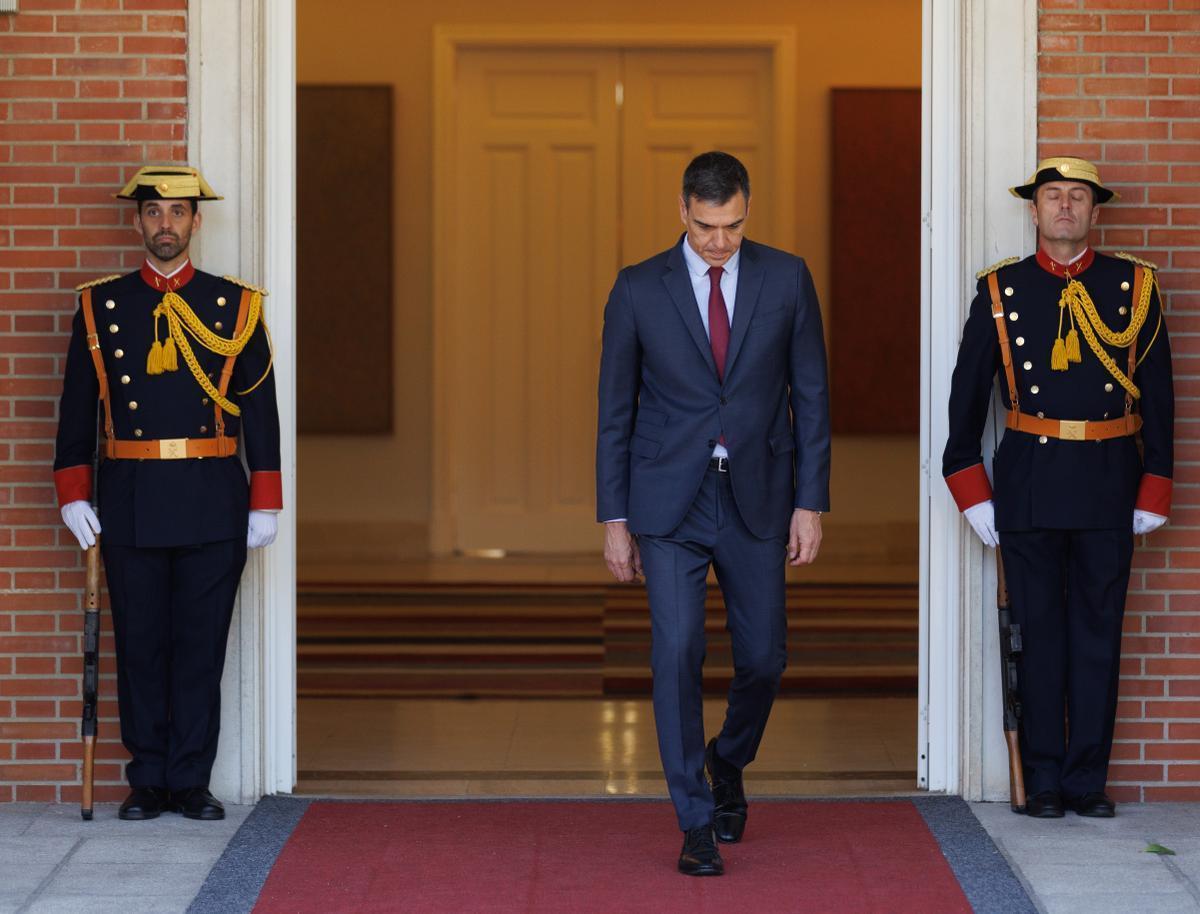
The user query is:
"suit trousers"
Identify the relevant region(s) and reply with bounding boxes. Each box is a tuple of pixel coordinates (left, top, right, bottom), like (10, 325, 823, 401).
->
(999, 528, 1133, 799)
(101, 538, 247, 791)
(638, 467, 787, 831)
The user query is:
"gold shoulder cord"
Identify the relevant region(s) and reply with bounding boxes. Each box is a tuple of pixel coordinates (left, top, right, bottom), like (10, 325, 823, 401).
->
(1052, 269, 1155, 399)
(976, 256, 1020, 280)
(146, 290, 263, 416)
(235, 318, 274, 397)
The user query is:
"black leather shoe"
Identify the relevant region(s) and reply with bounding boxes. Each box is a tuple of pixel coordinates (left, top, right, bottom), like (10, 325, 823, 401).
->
(169, 787, 225, 820)
(705, 738, 747, 843)
(118, 787, 167, 820)
(1025, 790, 1065, 818)
(1069, 792, 1116, 818)
(678, 826, 724, 876)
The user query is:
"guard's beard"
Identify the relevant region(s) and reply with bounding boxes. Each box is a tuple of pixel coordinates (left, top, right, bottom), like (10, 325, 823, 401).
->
(148, 234, 185, 260)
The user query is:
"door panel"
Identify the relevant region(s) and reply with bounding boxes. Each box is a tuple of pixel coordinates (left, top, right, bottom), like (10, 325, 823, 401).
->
(451, 49, 620, 552)
(621, 49, 774, 266)
(446, 45, 775, 554)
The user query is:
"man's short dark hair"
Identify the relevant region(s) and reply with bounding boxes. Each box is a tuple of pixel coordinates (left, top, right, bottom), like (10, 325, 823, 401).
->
(682, 151, 750, 206)
(137, 199, 199, 215)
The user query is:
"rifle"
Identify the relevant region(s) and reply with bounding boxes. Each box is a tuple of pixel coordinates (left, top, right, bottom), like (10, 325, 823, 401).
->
(996, 552, 1027, 813)
(80, 540, 100, 820)
(80, 404, 102, 821)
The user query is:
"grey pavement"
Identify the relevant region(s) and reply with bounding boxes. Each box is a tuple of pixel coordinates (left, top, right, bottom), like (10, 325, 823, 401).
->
(0, 803, 249, 914)
(0, 799, 1197, 912)
(973, 801, 1200, 914)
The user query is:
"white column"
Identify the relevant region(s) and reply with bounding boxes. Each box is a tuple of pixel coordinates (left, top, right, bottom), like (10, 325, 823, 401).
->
(187, 0, 297, 802)
(920, 0, 1036, 799)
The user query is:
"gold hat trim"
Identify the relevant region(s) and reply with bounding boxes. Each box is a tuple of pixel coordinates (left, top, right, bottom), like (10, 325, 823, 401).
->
(114, 165, 223, 201)
(1009, 156, 1119, 202)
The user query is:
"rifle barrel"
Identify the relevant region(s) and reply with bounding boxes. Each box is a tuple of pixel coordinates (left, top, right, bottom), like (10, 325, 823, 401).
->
(80, 540, 101, 821)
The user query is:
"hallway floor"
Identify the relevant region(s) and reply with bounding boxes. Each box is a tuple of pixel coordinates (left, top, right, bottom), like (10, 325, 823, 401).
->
(295, 696, 918, 798)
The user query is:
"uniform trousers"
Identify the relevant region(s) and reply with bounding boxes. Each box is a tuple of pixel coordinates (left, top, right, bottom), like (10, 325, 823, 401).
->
(999, 528, 1133, 799)
(101, 538, 247, 791)
(638, 467, 788, 831)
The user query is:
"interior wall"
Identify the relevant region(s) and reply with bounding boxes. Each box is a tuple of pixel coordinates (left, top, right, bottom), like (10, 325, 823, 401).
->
(296, 0, 922, 559)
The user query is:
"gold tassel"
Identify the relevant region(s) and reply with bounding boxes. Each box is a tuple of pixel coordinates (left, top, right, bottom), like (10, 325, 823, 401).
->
(1051, 337, 1068, 371)
(146, 340, 164, 375)
(1065, 327, 1081, 363)
(1064, 286, 1083, 363)
(1052, 295, 1070, 371)
(161, 334, 178, 371)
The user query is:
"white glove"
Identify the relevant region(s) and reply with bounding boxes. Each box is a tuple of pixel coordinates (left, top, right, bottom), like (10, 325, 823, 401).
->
(963, 500, 999, 548)
(1133, 509, 1167, 535)
(247, 510, 278, 549)
(61, 500, 101, 550)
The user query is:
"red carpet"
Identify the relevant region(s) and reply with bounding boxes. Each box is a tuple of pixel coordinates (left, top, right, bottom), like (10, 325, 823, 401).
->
(251, 800, 971, 914)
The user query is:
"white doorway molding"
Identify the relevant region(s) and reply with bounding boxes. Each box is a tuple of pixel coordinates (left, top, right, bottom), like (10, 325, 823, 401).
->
(180, 0, 1036, 803)
(187, 0, 297, 801)
(920, 0, 1037, 799)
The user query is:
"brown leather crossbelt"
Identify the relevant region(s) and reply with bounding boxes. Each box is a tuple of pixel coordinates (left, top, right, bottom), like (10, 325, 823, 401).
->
(105, 437, 238, 460)
(1005, 411, 1141, 441)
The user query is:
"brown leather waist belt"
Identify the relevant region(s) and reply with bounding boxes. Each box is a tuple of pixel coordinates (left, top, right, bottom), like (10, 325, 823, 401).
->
(1006, 411, 1141, 441)
(105, 436, 238, 460)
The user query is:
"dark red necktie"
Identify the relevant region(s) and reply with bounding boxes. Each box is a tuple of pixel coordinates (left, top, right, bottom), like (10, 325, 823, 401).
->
(708, 266, 729, 382)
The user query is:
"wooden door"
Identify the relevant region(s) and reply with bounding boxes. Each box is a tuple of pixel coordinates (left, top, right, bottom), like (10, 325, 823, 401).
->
(443, 45, 776, 554)
(621, 48, 775, 265)
(448, 49, 620, 553)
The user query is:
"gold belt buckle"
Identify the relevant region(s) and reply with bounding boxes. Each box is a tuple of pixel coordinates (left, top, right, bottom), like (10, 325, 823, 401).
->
(158, 438, 188, 459)
(1059, 420, 1087, 441)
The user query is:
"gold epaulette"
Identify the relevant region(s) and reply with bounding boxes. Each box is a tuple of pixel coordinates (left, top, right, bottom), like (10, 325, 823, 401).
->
(975, 256, 1020, 280)
(222, 275, 269, 296)
(1115, 251, 1158, 272)
(74, 274, 121, 292)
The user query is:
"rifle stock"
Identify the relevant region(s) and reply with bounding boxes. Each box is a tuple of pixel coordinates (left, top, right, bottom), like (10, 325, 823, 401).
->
(81, 538, 100, 821)
(996, 552, 1027, 813)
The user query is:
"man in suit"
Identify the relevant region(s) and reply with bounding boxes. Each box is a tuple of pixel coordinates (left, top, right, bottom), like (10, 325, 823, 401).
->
(596, 151, 830, 875)
(54, 165, 282, 821)
(944, 157, 1173, 818)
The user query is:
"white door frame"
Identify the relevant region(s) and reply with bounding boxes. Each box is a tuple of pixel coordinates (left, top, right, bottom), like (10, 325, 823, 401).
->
(920, 0, 1037, 798)
(188, 0, 297, 801)
(185, 0, 1034, 802)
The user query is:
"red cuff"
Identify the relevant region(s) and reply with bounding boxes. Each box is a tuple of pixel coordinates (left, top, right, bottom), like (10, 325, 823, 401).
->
(54, 465, 93, 508)
(1136, 473, 1172, 517)
(945, 463, 993, 512)
(249, 471, 283, 510)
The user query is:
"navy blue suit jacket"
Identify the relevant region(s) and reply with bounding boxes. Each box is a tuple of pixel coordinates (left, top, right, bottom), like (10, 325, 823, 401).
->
(596, 236, 831, 540)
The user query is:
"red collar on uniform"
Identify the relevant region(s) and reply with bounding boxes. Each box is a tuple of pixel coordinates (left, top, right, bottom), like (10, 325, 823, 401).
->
(140, 259, 195, 292)
(1036, 247, 1094, 279)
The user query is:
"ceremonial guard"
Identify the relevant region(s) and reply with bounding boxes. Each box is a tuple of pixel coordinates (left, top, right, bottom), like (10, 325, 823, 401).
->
(944, 157, 1173, 819)
(54, 166, 282, 820)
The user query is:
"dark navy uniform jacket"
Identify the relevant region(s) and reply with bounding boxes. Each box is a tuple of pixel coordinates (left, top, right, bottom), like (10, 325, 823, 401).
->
(54, 262, 282, 548)
(596, 236, 831, 540)
(943, 249, 1173, 530)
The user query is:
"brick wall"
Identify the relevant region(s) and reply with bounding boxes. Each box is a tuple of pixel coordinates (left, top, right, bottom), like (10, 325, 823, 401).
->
(1, 0, 1195, 804)
(1039, 0, 1200, 801)
(0, 0, 186, 803)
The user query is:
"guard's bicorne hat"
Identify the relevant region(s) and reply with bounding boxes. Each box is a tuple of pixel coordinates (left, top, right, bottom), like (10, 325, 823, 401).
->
(115, 165, 223, 202)
(1010, 156, 1118, 204)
